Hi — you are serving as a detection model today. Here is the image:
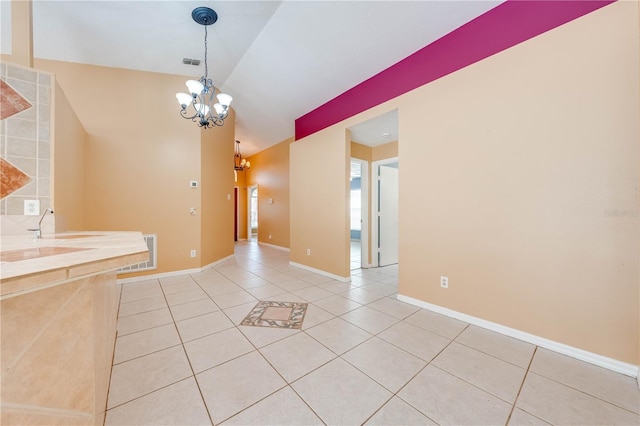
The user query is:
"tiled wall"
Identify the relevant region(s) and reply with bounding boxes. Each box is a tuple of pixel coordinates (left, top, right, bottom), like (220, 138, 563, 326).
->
(0, 62, 54, 234)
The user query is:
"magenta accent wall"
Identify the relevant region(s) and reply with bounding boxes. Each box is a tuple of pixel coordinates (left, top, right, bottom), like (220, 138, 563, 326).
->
(294, 0, 615, 140)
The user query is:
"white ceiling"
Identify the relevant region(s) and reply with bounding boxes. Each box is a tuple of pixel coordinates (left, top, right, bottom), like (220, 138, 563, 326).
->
(1, 0, 503, 155)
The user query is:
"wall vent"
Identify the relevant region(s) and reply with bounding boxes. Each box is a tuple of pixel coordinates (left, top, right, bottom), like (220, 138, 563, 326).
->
(118, 233, 157, 273)
(182, 58, 201, 66)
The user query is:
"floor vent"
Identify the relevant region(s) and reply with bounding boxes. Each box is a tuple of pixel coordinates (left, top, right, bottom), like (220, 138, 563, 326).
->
(118, 233, 157, 273)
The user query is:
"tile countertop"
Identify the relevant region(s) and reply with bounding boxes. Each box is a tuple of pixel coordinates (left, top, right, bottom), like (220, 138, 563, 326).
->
(0, 231, 149, 299)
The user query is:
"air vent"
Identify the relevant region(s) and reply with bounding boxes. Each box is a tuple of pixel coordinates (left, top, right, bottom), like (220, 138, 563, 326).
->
(118, 234, 157, 273)
(182, 58, 201, 66)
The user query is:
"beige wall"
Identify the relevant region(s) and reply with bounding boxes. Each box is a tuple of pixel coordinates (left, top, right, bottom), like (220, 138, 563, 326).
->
(201, 114, 235, 266)
(372, 141, 398, 161)
(52, 81, 87, 232)
(350, 142, 372, 162)
(400, 0, 638, 364)
(34, 59, 233, 276)
(246, 137, 294, 249)
(292, 1, 639, 364)
(291, 132, 350, 277)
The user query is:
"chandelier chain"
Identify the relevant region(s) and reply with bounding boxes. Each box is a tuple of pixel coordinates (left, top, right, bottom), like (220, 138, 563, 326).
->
(204, 25, 208, 80)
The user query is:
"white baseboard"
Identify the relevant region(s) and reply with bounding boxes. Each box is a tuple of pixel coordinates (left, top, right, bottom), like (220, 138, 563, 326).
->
(200, 254, 235, 270)
(289, 261, 351, 282)
(258, 242, 290, 252)
(117, 254, 235, 284)
(397, 294, 639, 379)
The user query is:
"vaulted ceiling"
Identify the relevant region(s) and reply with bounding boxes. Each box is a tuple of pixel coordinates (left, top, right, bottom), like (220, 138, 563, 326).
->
(0, 1, 503, 155)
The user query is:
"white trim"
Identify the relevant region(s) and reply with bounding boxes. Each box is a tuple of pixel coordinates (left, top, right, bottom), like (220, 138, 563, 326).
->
(117, 254, 235, 284)
(200, 254, 235, 270)
(370, 157, 399, 268)
(258, 242, 290, 252)
(234, 185, 240, 241)
(289, 261, 351, 282)
(397, 294, 639, 378)
(247, 184, 258, 241)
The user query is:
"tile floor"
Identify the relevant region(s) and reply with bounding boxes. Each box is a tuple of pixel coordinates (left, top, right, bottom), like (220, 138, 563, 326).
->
(105, 242, 640, 425)
(351, 240, 361, 271)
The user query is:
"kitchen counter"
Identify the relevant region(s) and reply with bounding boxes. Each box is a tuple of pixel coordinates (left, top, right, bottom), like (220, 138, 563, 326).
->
(0, 231, 149, 299)
(1, 231, 149, 425)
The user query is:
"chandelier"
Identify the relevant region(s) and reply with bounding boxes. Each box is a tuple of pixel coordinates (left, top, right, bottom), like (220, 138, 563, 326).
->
(175, 7, 232, 128)
(234, 140, 250, 171)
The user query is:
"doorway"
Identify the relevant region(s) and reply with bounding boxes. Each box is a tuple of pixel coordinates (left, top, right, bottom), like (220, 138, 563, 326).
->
(234, 186, 239, 241)
(350, 159, 368, 270)
(248, 185, 258, 241)
(372, 158, 399, 267)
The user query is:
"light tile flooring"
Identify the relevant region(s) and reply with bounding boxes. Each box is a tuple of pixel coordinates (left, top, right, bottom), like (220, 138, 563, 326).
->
(106, 242, 640, 425)
(351, 240, 361, 270)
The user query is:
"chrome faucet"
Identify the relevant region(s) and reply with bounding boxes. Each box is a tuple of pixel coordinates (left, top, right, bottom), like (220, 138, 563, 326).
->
(28, 208, 54, 238)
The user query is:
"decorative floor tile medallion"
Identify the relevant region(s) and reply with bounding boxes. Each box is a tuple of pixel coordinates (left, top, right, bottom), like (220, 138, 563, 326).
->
(240, 301, 308, 329)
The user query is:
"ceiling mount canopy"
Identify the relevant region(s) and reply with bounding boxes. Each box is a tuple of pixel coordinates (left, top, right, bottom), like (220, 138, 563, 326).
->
(191, 7, 218, 26)
(175, 7, 232, 128)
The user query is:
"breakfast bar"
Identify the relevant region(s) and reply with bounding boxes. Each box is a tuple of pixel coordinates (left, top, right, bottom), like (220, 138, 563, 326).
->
(0, 232, 149, 425)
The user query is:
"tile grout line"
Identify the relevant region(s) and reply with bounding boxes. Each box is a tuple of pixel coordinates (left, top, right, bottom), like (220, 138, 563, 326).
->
(161, 274, 215, 426)
(505, 346, 539, 425)
(362, 324, 469, 425)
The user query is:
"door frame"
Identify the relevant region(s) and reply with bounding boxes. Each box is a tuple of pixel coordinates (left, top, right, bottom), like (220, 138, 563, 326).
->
(247, 184, 258, 241)
(350, 158, 369, 269)
(371, 157, 399, 267)
(234, 186, 239, 241)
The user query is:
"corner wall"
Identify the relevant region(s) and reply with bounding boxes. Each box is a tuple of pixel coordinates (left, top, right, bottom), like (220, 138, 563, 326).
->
(53, 81, 87, 232)
(200, 111, 235, 267)
(246, 137, 294, 249)
(291, 131, 350, 277)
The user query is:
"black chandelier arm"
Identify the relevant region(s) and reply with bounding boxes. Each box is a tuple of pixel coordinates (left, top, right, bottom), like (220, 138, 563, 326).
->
(209, 116, 225, 127)
(179, 107, 199, 122)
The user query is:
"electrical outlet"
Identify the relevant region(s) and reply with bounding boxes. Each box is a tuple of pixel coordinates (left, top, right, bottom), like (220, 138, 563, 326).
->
(306, 248, 311, 256)
(24, 200, 40, 216)
(268, 234, 272, 240)
(190, 249, 196, 258)
(440, 276, 449, 288)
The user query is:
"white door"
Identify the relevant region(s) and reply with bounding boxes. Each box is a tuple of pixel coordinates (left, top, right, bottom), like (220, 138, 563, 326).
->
(378, 163, 398, 266)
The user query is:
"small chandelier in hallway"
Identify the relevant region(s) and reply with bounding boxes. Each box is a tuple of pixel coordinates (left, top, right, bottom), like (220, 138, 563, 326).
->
(234, 140, 250, 171)
(175, 7, 232, 128)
